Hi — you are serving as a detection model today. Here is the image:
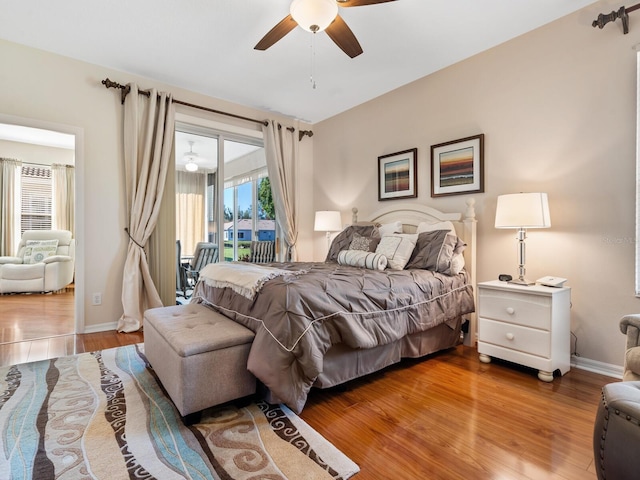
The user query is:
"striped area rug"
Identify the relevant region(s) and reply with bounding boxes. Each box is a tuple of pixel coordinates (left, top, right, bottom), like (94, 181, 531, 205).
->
(0, 344, 359, 480)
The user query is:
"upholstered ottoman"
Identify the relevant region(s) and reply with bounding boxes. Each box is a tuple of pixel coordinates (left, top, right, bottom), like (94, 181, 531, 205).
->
(144, 304, 256, 420)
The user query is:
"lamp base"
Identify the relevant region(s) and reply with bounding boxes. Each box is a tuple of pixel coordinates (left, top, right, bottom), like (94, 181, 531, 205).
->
(507, 277, 534, 286)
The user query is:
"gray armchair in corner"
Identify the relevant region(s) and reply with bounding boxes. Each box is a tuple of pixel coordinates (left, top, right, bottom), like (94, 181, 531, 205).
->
(591, 315, 640, 480)
(620, 314, 640, 381)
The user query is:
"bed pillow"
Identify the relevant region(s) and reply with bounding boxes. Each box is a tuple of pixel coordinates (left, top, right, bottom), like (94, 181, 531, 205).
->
(450, 250, 466, 274)
(326, 224, 380, 262)
(375, 233, 417, 270)
(378, 221, 403, 237)
(416, 220, 456, 236)
(415, 220, 465, 273)
(337, 249, 388, 271)
(23, 239, 59, 264)
(405, 230, 466, 275)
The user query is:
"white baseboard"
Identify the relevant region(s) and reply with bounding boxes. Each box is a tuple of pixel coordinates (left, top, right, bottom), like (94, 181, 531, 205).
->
(82, 321, 119, 334)
(571, 355, 623, 380)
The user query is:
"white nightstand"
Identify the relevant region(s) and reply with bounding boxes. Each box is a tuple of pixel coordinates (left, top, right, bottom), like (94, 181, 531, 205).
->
(477, 280, 571, 382)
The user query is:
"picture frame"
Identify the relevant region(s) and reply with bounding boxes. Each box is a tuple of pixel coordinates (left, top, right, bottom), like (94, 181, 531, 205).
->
(378, 148, 418, 201)
(431, 134, 484, 197)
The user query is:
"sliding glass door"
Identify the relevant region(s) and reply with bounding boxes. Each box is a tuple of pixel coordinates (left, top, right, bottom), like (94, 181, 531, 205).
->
(175, 125, 274, 267)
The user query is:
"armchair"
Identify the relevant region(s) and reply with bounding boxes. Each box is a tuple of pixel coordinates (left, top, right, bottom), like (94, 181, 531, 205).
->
(249, 240, 275, 263)
(181, 242, 218, 296)
(592, 315, 640, 480)
(619, 314, 640, 381)
(0, 230, 75, 294)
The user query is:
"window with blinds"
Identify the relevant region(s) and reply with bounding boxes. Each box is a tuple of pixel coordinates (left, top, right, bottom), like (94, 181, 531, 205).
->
(21, 165, 52, 233)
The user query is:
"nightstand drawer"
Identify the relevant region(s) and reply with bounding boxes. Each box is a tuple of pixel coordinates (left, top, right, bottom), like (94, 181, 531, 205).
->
(479, 289, 551, 330)
(478, 318, 550, 358)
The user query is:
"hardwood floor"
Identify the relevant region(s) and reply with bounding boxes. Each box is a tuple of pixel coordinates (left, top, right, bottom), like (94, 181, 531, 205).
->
(0, 288, 74, 342)
(0, 291, 613, 479)
(0, 288, 142, 366)
(302, 348, 611, 480)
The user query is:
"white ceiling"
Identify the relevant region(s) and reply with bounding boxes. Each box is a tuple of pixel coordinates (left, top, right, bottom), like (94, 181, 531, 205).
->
(0, 124, 75, 150)
(0, 0, 598, 124)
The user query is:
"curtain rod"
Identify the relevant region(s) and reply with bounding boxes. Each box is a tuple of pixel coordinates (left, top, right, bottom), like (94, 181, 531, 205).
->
(101, 78, 313, 141)
(592, 3, 640, 34)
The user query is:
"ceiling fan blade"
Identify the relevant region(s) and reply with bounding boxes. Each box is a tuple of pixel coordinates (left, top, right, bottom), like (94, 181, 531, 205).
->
(337, 0, 397, 7)
(254, 15, 298, 51)
(325, 15, 363, 58)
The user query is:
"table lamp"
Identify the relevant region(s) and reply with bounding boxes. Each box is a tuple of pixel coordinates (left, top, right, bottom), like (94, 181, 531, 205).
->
(495, 192, 551, 286)
(314, 210, 342, 251)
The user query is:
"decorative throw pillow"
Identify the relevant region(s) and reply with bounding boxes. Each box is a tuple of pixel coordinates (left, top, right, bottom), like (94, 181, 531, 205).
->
(375, 234, 417, 270)
(348, 232, 381, 252)
(337, 249, 388, 271)
(326, 225, 380, 262)
(405, 230, 466, 275)
(23, 239, 59, 264)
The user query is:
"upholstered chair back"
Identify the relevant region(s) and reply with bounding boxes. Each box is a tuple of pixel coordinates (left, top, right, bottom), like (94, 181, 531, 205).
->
(16, 230, 75, 260)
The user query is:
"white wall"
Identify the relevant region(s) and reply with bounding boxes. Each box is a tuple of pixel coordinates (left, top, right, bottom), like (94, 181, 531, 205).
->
(0, 38, 313, 331)
(0, 140, 74, 166)
(313, 0, 639, 370)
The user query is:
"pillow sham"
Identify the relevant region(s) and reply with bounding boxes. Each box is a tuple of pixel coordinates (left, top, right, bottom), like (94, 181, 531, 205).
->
(415, 221, 466, 273)
(375, 233, 417, 270)
(337, 249, 388, 271)
(378, 221, 403, 237)
(348, 232, 381, 252)
(405, 230, 466, 275)
(326, 224, 380, 262)
(24, 239, 59, 264)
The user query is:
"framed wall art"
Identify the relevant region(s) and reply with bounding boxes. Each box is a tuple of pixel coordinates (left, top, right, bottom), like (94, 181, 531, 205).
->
(378, 148, 418, 201)
(431, 134, 484, 197)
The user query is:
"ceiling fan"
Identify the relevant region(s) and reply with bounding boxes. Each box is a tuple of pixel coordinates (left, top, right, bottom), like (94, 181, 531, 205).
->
(254, 0, 397, 59)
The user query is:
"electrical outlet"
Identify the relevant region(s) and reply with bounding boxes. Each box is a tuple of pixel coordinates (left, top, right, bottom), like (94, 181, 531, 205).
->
(92, 292, 102, 306)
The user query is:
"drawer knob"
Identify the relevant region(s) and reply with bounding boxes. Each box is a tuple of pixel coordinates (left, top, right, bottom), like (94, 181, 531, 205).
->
(506, 333, 515, 341)
(506, 307, 515, 315)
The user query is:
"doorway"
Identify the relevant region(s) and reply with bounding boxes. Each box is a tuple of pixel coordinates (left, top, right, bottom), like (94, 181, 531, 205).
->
(0, 114, 83, 341)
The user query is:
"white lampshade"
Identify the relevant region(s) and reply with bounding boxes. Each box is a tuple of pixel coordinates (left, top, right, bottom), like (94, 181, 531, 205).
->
(290, 0, 339, 32)
(184, 160, 198, 172)
(495, 193, 551, 229)
(314, 210, 342, 232)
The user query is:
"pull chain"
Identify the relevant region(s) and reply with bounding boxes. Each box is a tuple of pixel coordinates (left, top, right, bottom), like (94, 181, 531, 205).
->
(310, 33, 317, 90)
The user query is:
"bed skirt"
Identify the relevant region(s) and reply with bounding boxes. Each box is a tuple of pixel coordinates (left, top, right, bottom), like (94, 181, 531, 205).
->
(313, 316, 464, 389)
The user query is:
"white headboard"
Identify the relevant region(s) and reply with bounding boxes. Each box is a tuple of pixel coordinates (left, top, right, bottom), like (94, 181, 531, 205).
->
(352, 199, 477, 346)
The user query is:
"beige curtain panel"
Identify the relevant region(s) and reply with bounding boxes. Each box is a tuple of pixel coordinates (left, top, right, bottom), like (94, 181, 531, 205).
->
(52, 163, 75, 236)
(117, 84, 175, 333)
(263, 121, 298, 261)
(176, 170, 206, 256)
(0, 158, 22, 256)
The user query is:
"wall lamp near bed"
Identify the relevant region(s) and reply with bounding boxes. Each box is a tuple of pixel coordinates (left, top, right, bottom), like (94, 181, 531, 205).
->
(314, 210, 342, 251)
(495, 192, 551, 286)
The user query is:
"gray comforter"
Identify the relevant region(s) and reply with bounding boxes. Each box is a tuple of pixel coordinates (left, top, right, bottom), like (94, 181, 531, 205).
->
(192, 262, 474, 413)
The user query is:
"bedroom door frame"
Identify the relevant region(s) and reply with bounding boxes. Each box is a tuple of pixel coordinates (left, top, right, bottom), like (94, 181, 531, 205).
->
(0, 112, 84, 334)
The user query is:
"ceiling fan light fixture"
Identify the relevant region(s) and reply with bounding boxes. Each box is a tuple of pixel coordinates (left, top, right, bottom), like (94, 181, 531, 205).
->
(185, 160, 198, 172)
(183, 140, 199, 172)
(290, 0, 339, 33)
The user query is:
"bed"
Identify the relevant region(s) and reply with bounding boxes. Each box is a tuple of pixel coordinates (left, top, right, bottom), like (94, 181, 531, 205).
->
(191, 200, 477, 413)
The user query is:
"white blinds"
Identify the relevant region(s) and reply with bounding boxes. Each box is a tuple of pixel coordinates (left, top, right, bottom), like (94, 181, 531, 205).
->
(21, 165, 52, 233)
